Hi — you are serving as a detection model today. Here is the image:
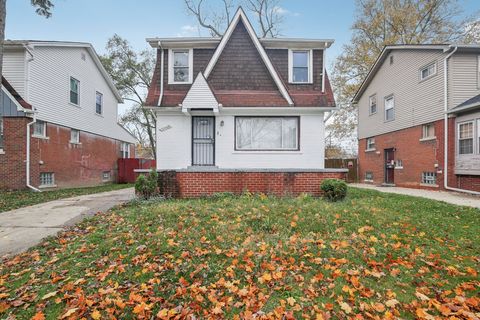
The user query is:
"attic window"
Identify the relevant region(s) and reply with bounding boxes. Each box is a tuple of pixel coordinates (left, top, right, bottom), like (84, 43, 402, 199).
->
(168, 49, 193, 84)
(289, 50, 313, 84)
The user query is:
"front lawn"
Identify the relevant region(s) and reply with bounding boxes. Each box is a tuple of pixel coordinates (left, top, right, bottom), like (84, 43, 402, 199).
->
(0, 183, 133, 213)
(0, 188, 478, 319)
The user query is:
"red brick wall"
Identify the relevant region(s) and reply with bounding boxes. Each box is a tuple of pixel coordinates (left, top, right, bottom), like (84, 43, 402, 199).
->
(358, 118, 480, 192)
(155, 170, 346, 198)
(0, 119, 134, 190)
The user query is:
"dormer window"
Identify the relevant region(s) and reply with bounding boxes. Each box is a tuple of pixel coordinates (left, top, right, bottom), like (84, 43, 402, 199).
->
(288, 49, 312, 84)
(168, 49, 193, 84)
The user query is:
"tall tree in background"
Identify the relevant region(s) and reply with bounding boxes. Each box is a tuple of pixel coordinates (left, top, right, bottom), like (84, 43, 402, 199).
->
(0, 0, 54, 87)
(328, 0, 478, 154)
(184, 0, 284, 37)
(100, 35, 156, 159)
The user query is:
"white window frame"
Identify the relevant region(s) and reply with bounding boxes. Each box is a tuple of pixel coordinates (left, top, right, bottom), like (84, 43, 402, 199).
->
(366, 137, 375, 151)
(384, 95, 395, 122)
(421, 123, 436, 140)
(288, 49, 313, 84)
(39, 172, 55, 187)
(421, 172, 437, 186)
(70, 129, 80, 144)
(235, 116, 300, 151)
(369, 94, 377, 115)
(121, 142, 130, 158)
(95, 91, 103, 115)
(70, 77, 80, 106)
(168, 49, 193, 84)
(33, 120, 47, 138)
(458, 121, 474, 155)
(419, 62, 437, 81)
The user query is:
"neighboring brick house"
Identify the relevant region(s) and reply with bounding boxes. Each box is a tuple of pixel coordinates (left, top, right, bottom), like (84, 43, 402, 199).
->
(353, 44, 480, 193)
(0, 41, 136, 190)
(143, 7, 346, 198)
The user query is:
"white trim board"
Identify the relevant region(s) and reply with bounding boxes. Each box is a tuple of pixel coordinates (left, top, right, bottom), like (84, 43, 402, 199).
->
(203, 7, 294, 106)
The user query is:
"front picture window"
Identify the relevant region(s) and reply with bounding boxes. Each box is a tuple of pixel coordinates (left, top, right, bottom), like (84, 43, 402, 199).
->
(235, 117, 299, 151)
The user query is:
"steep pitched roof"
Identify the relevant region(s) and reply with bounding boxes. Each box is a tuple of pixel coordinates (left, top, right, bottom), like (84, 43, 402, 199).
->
(2, 77, 32, 110)
(182, 73, 219, 111)
(203, 7, 293, 106)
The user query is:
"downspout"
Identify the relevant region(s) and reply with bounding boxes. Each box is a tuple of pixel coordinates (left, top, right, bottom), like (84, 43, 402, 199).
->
(443, 46, 480, 195)
(322, 44, 326, 93)
(26, 109, 41, 192)
(157, 41, 164, 107)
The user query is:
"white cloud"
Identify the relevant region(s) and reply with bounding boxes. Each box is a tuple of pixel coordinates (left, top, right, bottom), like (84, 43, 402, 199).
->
(176, 25, 198, 37)
(273, 6, 301, 17)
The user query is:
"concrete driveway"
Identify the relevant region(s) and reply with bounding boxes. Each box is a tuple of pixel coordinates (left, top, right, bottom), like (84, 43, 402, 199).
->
(351, 183, 480, 209)
(0, 188, 135, 257)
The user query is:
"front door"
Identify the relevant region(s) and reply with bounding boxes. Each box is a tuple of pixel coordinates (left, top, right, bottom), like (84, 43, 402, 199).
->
(192, 116, 215, 166)
(384, 148, 395, 184)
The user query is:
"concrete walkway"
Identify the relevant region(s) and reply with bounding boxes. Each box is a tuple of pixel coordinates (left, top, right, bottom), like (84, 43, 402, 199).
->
(351, 183, 480, 209)
(0, 188, 135, 257)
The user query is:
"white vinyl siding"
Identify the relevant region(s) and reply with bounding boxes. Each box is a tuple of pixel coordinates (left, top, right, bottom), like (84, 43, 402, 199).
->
(288, 50, 313, 84)
(384, 95, 395, 121)
(3, 49, 27, 98)
(449, 54, 480, 109)
(168, 49, 193, 84)
(235, 117, 299, 151)
(458, 121, 474, 155)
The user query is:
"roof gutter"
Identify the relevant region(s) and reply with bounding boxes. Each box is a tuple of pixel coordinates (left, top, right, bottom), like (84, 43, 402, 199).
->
(443, 45, 480, 196)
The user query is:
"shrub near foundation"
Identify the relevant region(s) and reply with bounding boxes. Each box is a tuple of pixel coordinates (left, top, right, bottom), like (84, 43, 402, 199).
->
(135, 169, 158, 199)
(320, 178, 347, 201)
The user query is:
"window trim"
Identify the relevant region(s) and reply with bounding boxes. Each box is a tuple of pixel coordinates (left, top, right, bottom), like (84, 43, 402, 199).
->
(32, 120, 48, 139)
(288, 49, 313, 84)
(70, 128, 80, 144)
(121, 142, 130, 158)
(421, 123, 436, 141)
(168, 48, 193, 84)
(95, 91, 103, 115)
(368, 94, 377, 115)
(384, 95, 395, 122)
(419, 61, 437, 82)
(69, 76, 80, 106)
(458, 120, 475, 155)
(234, 116, 300, 152)
(366, 137, 376, 151)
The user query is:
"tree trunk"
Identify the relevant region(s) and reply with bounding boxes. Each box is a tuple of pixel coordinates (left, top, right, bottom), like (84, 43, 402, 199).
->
(0, 0, 6, 88)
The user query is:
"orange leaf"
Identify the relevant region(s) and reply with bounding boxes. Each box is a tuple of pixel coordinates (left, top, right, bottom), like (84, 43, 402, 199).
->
(31, 311, 45, 320)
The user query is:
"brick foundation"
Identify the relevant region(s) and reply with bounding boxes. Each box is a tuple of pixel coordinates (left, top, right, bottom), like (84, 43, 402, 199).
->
(358, 119, 480, 192)
(0, 117, 135, 190)
(149, 169, 347, 198)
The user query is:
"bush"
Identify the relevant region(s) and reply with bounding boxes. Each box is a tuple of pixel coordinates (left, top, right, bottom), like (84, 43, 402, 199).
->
(135, 169, 158, 199)
(320, 179, 347, 202)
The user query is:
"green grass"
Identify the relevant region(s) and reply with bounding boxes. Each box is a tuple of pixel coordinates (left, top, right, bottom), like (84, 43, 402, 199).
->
(0, 187, 478, 319)
(0, 183, 133, 213)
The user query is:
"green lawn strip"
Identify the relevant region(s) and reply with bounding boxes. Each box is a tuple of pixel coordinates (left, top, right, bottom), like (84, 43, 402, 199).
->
(0, 183, 133, 213)
(0, 187, 478, 319)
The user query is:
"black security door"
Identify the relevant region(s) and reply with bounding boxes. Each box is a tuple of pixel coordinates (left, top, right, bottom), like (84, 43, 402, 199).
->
(192, 117, 215, 166)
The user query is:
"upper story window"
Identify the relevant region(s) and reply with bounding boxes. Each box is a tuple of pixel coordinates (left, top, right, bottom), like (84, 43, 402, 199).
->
(95, 91, 103, 115)
(369, 94, 377, 115)
(168, 49, 193, 84)
(33, 120, 47, 138)
(458, 121, 474, 155)
(422, 123, 435, 139)
(70, 77, 80, 105)
(366, 137, 375, 150)
(120, 142, 130, 158)
(384, 95, 395, 122)
(70, 129, 80, 144)
(419, 62, 436, 81)
(0, 117, 4, 151)
(289, 50, 312, 84)
(235, 117, 299, 151)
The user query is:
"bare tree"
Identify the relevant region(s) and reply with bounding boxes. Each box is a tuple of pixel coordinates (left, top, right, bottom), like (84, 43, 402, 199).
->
(184, 0, 284, 37)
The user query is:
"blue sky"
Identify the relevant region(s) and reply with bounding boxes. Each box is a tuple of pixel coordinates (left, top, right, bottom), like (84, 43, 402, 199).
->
(6, 0, 479, 64)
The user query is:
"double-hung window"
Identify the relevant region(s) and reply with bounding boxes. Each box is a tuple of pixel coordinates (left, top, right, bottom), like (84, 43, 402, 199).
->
(384, 95, 395, 121)
(70, 77, 80, 105)
(289, 50, 312, 83)
(235, 117, 299, 151)
(33, 120, 47, 137)
(120, 142, 130, 158)
(369, 94, 377, 115)
(95, 91, 103, 115)
(422, 123, 435, 139)
(169, 49, 192, 84)
(366, 137, 375, 150)
(458, 121, 474, 155)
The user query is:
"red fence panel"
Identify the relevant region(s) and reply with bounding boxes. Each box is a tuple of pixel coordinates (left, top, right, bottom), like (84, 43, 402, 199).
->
(118, 158, 156, 183)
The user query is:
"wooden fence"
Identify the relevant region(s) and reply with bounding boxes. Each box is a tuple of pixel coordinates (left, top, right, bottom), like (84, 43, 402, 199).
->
(325, 158, 358, 183)
(118, 158, 156, 183)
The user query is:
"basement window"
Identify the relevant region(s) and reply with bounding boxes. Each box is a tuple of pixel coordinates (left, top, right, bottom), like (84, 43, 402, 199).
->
(40, 172, 55, 187)
(102, 171, 111, 182)
(421, 172, 437, 185)
(365, 171, 374, 182)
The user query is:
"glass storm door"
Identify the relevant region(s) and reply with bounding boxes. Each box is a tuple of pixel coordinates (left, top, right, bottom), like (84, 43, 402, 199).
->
(192, 117, 215, 166)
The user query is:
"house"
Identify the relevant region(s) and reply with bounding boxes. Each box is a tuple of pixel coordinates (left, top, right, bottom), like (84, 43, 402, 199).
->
(353, 44, 480, 193)
(0, 40, 136, 190)
(143, 8, 346, 198)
